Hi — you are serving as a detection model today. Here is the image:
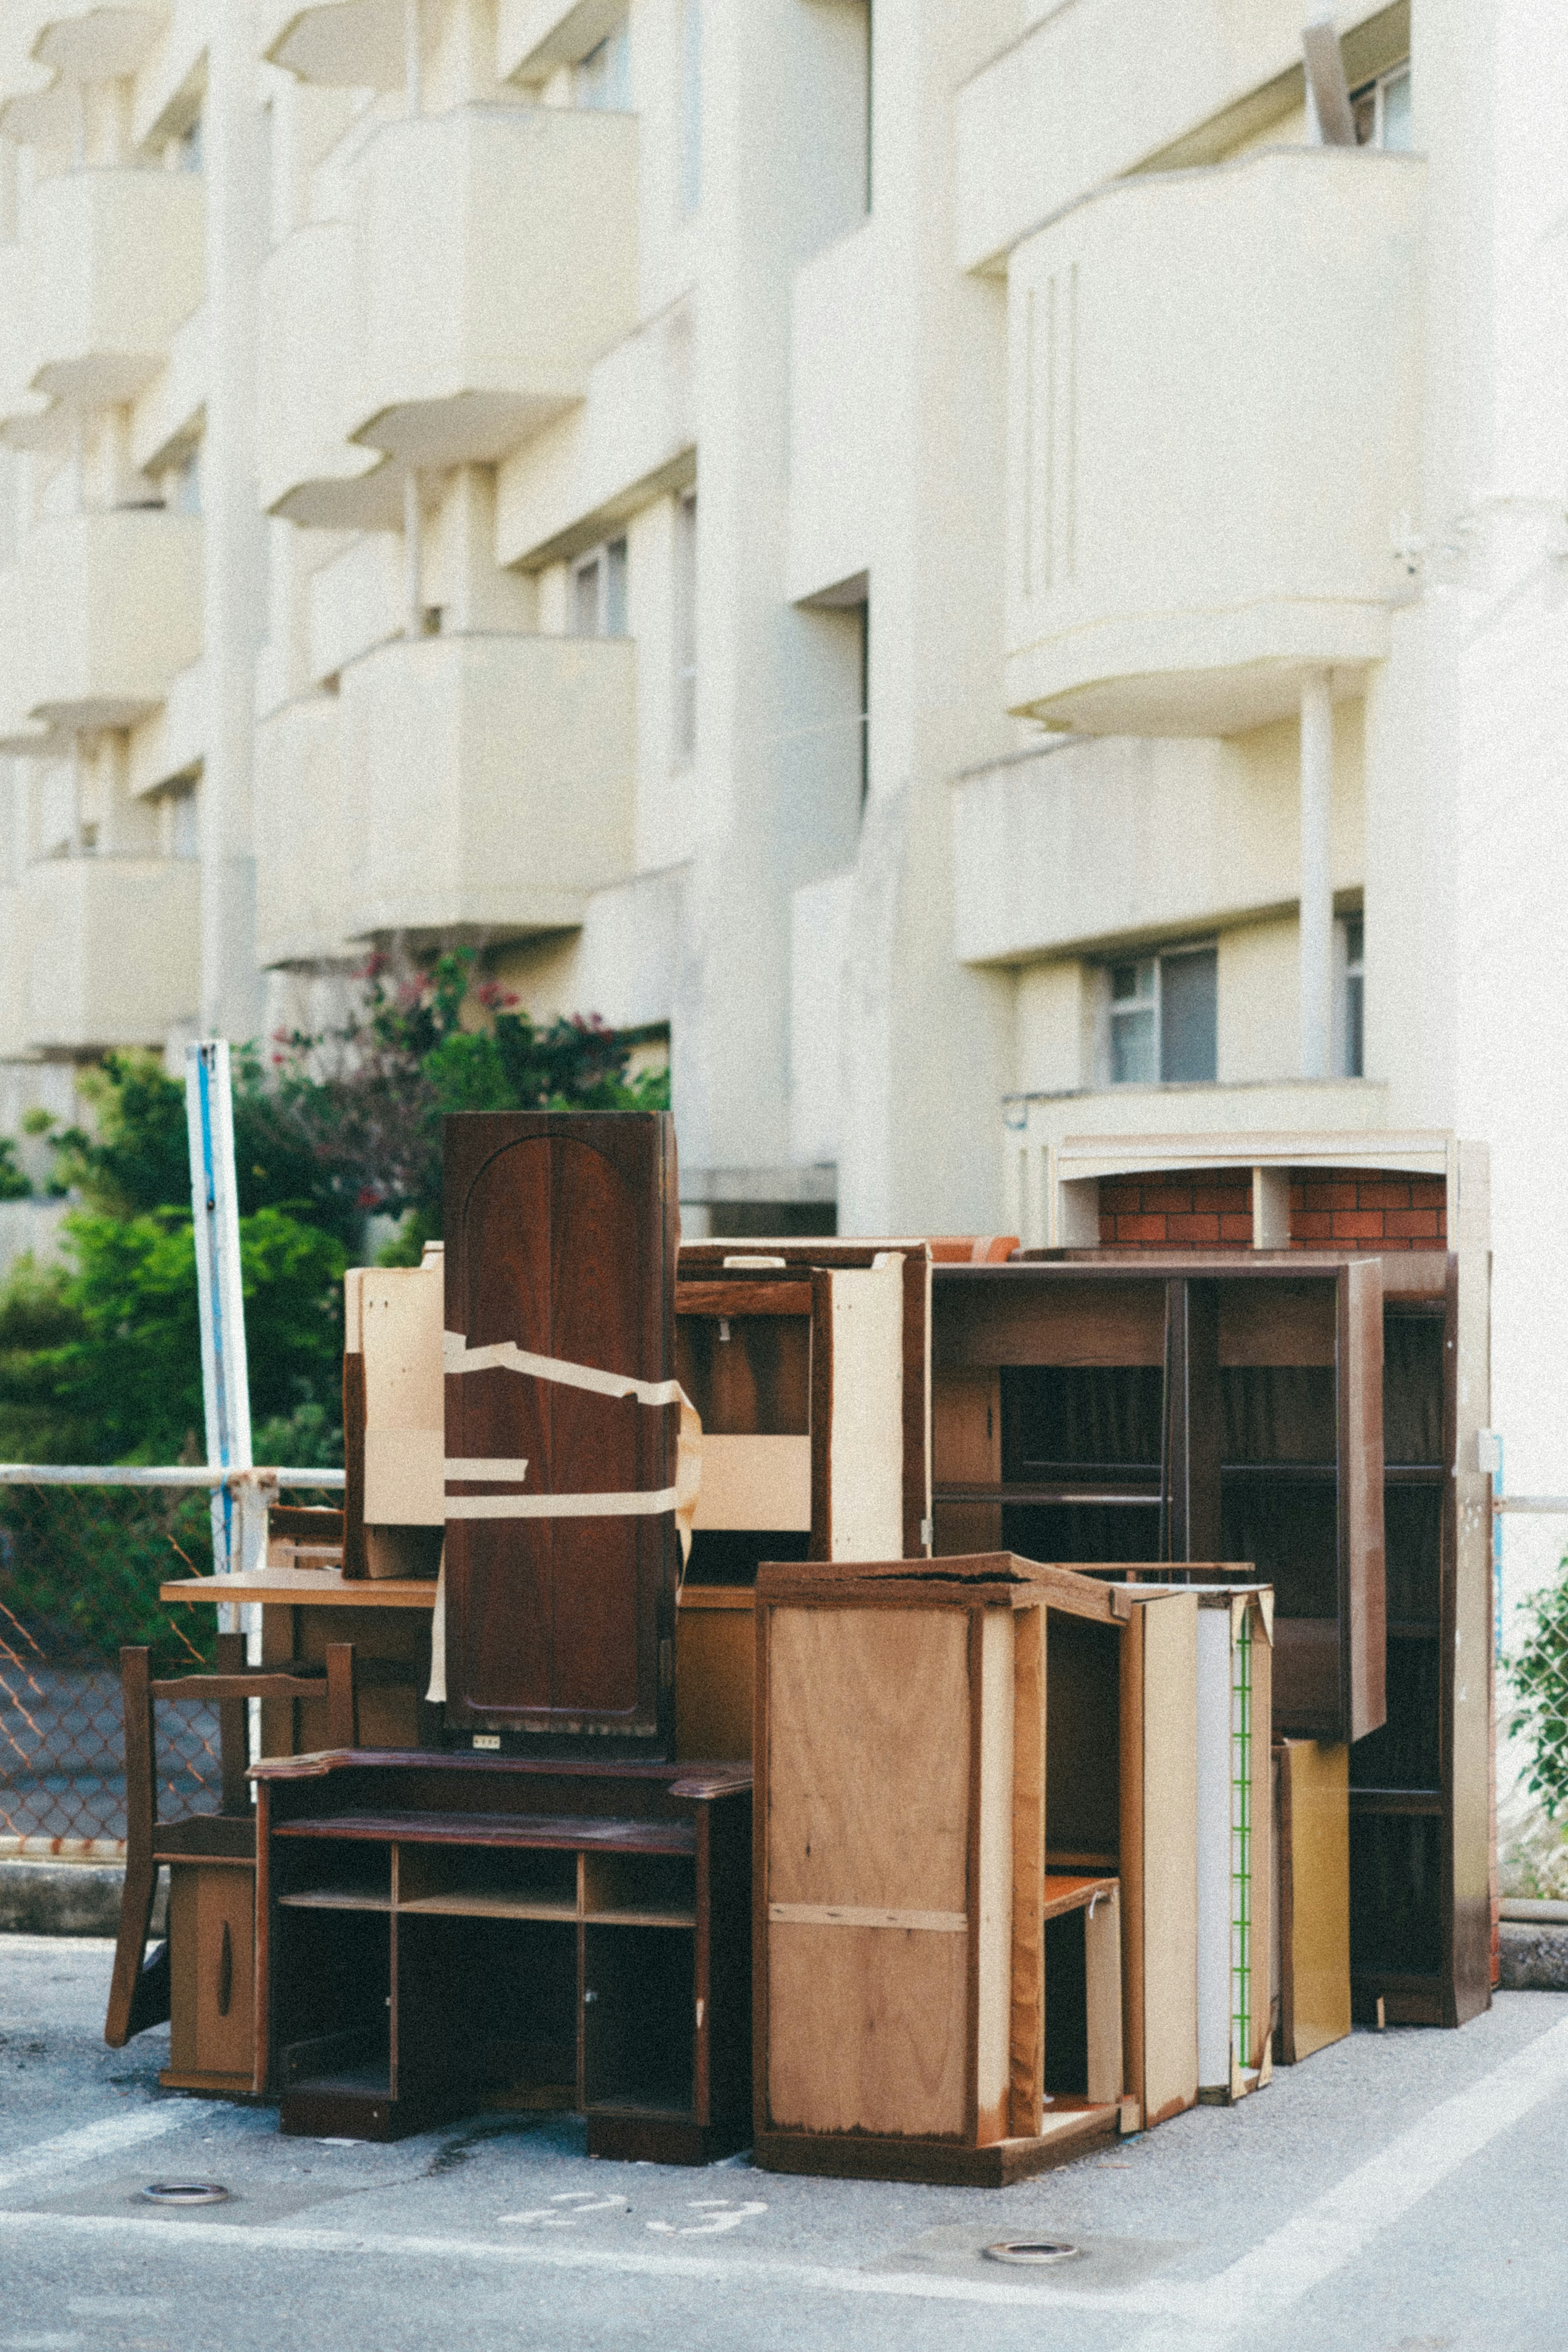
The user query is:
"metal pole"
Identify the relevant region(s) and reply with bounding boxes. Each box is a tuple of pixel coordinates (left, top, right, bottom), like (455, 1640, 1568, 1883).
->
(185, 1042, 253, 1584)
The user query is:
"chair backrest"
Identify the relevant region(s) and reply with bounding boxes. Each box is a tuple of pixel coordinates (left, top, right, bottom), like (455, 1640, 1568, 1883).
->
(120, 1638, 359, 1842)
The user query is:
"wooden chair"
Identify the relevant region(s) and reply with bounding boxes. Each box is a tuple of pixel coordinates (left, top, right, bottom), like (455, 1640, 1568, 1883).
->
(105, 1634, 360, 2086)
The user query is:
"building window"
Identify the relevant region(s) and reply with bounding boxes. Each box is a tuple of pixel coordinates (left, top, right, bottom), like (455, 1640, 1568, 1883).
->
(1107, 944, 1217, 1085)
(575, 18, 630, 109)
(573, 536, 628, 637)
(673, 490, 697, 765)
(1352, 61, 1410, 150)
(1341, 913, 1365, 1077)
(681, 0, 702, 213)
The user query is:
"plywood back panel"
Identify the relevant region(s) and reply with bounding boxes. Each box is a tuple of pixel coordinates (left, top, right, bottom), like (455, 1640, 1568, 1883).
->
(818, 1258, 905, 1561)
(1138, 1591, 1198, 2126)
(1217, 1281, 1336, 1368)
(1278, 1737, 1350, 2060)
(765, 1605, 970, 1914)
(1009, 1604, 1045, 2138)
(695, 1436, 812, 1532)
(935, 1276, 1166, 1370)
(361, 1264, 445, 1526)
(976, 1605, 1016, 2144)
(765, 1921, 968, 2137)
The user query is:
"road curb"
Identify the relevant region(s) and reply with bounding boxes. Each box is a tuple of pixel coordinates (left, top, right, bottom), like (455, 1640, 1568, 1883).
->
(1499, 1918, 1568, 1991)
(0, 1857, 164, 1939)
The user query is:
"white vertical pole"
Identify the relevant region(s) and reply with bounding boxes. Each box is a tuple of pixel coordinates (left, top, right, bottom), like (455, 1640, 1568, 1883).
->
(1299, 670, 1334, 1079)
(185, 1042, 253, 1587)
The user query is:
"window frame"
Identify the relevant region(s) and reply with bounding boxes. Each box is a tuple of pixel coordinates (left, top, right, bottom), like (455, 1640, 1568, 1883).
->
(1103, 939, 1218, 1088)
(572, 533, 629, 639)
(1351, 59, 1410, 149)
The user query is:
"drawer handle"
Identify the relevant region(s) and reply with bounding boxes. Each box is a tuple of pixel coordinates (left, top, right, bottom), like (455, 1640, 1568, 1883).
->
(217, 1921, 233, 2018)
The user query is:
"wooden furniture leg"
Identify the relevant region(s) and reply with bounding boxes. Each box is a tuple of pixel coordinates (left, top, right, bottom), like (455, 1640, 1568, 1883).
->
(105, 1647, 168, 2047)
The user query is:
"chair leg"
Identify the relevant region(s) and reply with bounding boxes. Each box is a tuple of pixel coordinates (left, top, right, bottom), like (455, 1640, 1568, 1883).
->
(216, 1630, 249, 1815)
(325, 1642, 357, 1750)
(106, 1648, 158, 2048)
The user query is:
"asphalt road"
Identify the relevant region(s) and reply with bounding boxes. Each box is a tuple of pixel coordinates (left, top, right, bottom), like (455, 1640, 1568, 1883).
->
(1, 1935, 1564, 2352)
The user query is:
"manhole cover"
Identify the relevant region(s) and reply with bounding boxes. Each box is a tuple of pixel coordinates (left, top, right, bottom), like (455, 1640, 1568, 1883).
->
(983, 2241, 1080, 2267)
(140, 2183, 229, 2206)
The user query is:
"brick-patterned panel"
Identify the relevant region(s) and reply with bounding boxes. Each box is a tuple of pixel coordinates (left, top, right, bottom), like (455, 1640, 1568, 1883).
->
(1094, 1169, 1447, 1252)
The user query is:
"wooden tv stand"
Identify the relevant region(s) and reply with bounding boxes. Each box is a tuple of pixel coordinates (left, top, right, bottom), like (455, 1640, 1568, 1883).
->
(252, 1751, 751, 2160)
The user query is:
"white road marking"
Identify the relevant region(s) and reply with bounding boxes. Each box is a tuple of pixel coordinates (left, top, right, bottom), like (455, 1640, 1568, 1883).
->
(0, 2020, 1564, 2325)
(0, 2107, 206, 2197)
(646, 2198, 767, 2237)
(1131, 2011, 1568, 2351)
(0, 2212, 1166, 2311)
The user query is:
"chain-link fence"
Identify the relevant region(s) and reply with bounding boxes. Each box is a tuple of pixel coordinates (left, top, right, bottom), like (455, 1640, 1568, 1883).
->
(0, 1470, 338, 1853)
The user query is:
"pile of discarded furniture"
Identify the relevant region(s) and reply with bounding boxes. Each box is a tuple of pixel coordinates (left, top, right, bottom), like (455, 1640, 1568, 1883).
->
(108, 1110, 1488, 2179)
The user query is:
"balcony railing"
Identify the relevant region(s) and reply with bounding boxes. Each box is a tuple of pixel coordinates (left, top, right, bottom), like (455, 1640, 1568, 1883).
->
(20, 854, 200, 1053)
(257, 218, 392, 528)
(16, 509, 203, 731)
(254, 691, 348, 968)
(350, 103, 639, 470)
(337, 628, 637, 941)
(1004, 146, 1424, 737)
(13, 167, 203, 427)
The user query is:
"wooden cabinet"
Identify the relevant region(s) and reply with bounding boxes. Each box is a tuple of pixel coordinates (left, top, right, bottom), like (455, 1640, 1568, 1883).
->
(752, 1554, 1163, 2184)
(1350, 1257, 1490, 2027)
(165, 1852, 255, 2091)
(933, 1258, 1385, 1744)
(671, 1241, 930, 1762)
(443, 1113, 680, 1753)
(254, 1751, 751, 2159)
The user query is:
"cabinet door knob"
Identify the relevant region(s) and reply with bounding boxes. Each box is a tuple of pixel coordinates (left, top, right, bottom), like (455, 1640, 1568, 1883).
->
(216, 1920, 233, 2018)
(583, 1989, 598, 2005)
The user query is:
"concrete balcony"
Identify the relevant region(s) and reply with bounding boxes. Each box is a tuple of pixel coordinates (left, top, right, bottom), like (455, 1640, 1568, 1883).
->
(13, 166, 203, 430)
(950, 731, 1361, 970)
(0, 882, 28, 1060)
(263, 0, 403, 90)
(255, 691, 348, 968)
(257, 219, 392, 528)
(338, 629, 636, 941)
(0, 4, 168, 140)
(786, 221, 879, 602)
(1005, 147, 1424, 737)
(21, 854, 199, 1053)
(350, 103, 639, 468)
(18, 510, 203, 731)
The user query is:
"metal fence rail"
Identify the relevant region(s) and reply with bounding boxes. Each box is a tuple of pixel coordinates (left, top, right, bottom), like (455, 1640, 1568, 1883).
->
(0, 1466, 342, 1851)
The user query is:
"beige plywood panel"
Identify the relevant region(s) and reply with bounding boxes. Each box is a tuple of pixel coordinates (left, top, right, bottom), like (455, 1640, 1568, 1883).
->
(1280, 1739, 1350, 2060)
(766, 1920, 968, 2138)
(976, 1606, 1016, 2144)
(825, 1259, 906, 1561)
(766, 1606, 970, 1915)
(694, 1435, 812, 1531)
(1140, 1592, 1198, 2126)
(1009, 1604, 1045, 2138)
(1084, 1885, 1123, 2107)
(361, 1264, 445, 1525)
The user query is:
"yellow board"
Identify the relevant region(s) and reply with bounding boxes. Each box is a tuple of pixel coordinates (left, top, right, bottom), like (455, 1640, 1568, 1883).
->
(1277, 1738, 1351, 2062)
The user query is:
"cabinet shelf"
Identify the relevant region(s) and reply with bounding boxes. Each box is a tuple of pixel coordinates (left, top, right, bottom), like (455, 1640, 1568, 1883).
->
(935, 1481, 1159, 1508)
(277, 1889, 392, 1912)
(396, 1893, 577, 1922)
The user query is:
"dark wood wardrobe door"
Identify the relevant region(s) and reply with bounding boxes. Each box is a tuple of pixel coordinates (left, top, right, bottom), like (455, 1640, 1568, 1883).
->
(443, 1113, 679, 1753)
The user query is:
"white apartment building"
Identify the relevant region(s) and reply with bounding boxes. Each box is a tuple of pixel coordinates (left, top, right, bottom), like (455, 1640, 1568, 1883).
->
(0, 1, 1564, 1619)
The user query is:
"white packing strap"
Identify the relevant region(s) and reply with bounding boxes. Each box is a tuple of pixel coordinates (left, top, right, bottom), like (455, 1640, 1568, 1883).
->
(441, 1331, 702, 1561)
